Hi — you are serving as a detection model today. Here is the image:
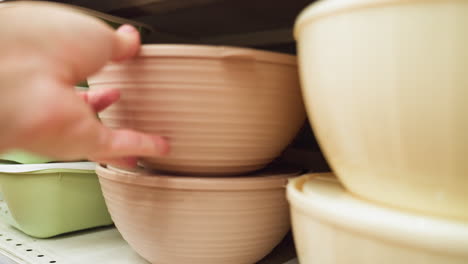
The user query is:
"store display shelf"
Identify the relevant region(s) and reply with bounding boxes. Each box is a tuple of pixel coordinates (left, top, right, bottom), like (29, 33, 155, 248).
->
(0, 209, 298, 264)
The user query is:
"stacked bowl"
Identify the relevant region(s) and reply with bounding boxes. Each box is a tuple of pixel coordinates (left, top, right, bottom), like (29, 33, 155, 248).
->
(289, 0, 468, 263)
(88, 45, 306, 263)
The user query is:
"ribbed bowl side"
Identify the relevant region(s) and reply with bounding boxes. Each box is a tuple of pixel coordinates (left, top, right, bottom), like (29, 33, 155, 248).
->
(98, 176, 291, 264)
(89, 57, 305, 175)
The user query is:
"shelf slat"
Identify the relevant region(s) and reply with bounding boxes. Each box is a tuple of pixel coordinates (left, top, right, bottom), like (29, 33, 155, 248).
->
(0, 221, 147, 264)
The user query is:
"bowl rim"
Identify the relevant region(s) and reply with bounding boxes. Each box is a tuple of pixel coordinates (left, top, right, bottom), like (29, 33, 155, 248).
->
(135, 44, 297, 66)
(96, 164, 301, 191)
(287, 173, 468, 257)
(294, 0, 465, 39)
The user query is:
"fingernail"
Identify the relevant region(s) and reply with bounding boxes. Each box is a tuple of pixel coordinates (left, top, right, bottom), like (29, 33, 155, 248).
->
(121, 157, 139, 167)
(117, 24, 137, 34)
(154, 136, 170, 156)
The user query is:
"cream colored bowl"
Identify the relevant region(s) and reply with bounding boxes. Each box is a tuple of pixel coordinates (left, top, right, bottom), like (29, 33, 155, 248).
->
(295, 0, 468, 220)
(88, 45, 305, 176)
(96, 165, 299, 264)
(287, 174, 468, 264)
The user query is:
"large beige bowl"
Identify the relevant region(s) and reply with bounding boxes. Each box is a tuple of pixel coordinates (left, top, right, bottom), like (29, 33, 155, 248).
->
(96, 164, 299, 264)
(288, 174, 468, 264)
(88, 45, 305, 176)
(295, 0, 468, 220)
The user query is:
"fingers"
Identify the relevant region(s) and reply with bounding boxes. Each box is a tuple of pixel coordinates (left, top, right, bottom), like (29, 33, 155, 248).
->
(15, 81, 169, 162)
(112, 24, 141, 62)
(78, 88, 120, 112)
(91, 127, 170, 159)
(77, 89, 170, 162)
(93, 157, 138, 168)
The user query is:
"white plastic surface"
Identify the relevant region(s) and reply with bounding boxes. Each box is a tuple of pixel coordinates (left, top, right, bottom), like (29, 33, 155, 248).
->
(0, 163, 96, 173)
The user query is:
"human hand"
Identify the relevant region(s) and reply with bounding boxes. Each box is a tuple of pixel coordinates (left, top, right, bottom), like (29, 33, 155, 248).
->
(0, 2, 169, 167)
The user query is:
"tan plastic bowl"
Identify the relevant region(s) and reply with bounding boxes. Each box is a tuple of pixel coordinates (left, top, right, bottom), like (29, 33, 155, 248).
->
(96, 164, 300, 264)
(287, 174, 468, 264)
(88, 45, 305, 176)
(295, 0, 468, 220)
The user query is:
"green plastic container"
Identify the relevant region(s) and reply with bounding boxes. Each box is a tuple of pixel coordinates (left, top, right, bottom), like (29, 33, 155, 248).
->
(0, 150, 55, 164)
(0, 162, 113, 238)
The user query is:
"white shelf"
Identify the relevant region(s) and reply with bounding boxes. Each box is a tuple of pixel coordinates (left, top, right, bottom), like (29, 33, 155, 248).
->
(0, 221, 146, 264)
(0, 220, 298, 264)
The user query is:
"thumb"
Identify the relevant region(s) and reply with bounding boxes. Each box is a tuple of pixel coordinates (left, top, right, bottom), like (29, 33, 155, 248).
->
(112, 24, 141, 62)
